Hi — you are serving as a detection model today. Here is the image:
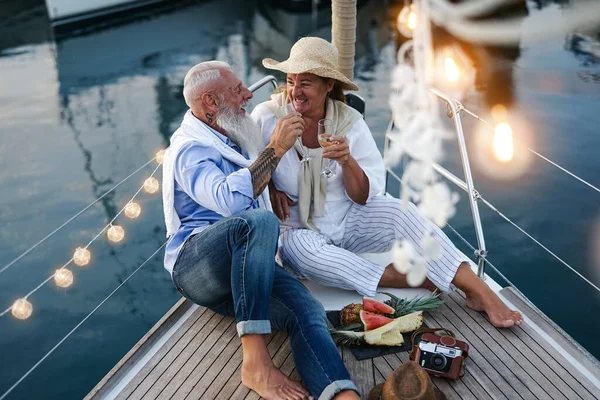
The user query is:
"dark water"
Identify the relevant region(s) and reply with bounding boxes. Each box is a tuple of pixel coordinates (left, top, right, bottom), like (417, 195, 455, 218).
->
(0, 0, 599, 398)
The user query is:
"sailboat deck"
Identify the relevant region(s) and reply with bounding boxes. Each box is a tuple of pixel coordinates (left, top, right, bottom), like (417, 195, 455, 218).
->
(86, 288, 600, 400)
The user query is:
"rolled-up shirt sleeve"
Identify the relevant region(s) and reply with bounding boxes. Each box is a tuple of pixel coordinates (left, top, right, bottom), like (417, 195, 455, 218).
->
(174, 143, 255, 217)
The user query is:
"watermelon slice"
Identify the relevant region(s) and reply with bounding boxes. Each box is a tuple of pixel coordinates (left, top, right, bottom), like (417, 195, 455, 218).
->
(360, 310, 393, 330)
(363, 297, 394, 315)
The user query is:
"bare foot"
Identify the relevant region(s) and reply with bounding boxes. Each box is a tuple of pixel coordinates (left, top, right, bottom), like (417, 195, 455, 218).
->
(466, 287, 523, 328)
(452, 262, 522, 328)
(241, 362, 312, 400)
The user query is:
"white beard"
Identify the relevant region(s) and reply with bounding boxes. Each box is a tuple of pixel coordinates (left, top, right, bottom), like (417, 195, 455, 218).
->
(216, 103, 264, 159)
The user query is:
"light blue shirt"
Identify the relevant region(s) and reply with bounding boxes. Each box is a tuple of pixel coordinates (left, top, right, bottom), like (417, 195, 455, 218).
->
(164, 126, 259, 273)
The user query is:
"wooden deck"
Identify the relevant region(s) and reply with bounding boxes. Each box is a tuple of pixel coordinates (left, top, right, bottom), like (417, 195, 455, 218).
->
(87, 289, 600, 400)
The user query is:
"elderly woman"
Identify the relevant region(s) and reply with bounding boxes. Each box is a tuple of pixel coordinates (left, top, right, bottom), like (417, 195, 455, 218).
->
(251, 37, 522, 328)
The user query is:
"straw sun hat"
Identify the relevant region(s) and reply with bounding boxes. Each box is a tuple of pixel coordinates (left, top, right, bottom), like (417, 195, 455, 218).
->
(262, 37, 359, 91)
(368, 361, 447, 400)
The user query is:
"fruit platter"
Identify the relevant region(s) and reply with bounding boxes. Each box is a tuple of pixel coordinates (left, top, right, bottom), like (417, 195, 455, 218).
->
(329, 292, 444, 347)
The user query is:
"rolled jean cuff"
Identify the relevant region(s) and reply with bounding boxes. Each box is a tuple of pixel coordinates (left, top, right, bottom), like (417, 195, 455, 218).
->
(236, 320, 271, 337)
(319, 380, 359, 400)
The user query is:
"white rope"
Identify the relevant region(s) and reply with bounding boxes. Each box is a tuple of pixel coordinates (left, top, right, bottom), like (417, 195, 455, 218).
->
(0, 163, 163, 318)
(478, 197, 600, 295)
(460, 107, 600, 195)
(0, 241, 167, 400)
(0, 157, 158, 277)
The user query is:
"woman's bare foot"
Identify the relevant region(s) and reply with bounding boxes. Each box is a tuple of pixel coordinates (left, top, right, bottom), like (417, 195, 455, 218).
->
(453, 263, 523, 328)
(465, 289, 523, 327)
(241, 334, 312, 400)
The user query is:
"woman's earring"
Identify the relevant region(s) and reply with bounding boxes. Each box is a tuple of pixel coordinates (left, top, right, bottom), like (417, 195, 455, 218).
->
(206, 112, 214, 123)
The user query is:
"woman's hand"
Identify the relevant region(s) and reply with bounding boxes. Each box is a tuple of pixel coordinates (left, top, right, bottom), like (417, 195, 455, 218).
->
(268, 181, 295, 221)
(321, 135, 351, 166)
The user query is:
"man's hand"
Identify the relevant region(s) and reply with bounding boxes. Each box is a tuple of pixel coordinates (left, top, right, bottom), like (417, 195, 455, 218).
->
(321, 135, 351, 166)
(268, 182, 295, 221)
(268, 112, 304, 157)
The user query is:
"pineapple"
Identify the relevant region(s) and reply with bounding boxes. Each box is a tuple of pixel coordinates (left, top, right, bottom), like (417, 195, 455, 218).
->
(340, 303, 363, 325)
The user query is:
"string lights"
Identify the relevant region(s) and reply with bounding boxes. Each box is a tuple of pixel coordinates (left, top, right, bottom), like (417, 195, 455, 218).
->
(11, 299, 32, 320)
(73, 247, 91, 267)
(144, 177, 160, 194)
(124, 202, 142, 219)
(107, 225, 126, 243)
(54, 269, 74, 288)
(1, 152, 165, 320)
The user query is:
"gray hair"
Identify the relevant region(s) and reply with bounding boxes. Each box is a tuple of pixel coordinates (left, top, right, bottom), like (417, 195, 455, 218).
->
(182, 61, 230, 107)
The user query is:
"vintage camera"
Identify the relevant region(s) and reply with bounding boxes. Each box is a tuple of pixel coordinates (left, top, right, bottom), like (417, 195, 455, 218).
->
(411, 332, 469, 380)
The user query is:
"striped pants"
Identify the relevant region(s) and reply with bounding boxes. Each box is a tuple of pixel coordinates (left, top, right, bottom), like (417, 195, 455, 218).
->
(279, 196, 469, 297)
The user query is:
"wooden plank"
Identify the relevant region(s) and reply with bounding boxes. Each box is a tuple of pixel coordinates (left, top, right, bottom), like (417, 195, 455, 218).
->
(86, 299, 195, 400)
(201, 343, 243, 399)
(432, 301, 541, 400)
(447, 291, 575, 400)
(228, 331, 289, 400)
(342, 346, 375, 399)
(183, 323, 243, 399)
(444, 292, 560, 400)
(455, 290, 599, 400)
(130, 311, 225, 399)
(500, 287, 600, 397)
(118, 305, 214, 400)
(423, 311, 517, 399)
(154, 316, 236, 399)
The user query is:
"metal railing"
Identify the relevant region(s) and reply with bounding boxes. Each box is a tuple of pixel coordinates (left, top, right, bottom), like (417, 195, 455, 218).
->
(383, 87, 600, 295)
(384, 87, 488, 278)
(248, 75, 278, 93)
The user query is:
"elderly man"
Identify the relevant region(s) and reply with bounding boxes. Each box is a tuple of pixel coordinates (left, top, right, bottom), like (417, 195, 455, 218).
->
(162, 61, 360, 400)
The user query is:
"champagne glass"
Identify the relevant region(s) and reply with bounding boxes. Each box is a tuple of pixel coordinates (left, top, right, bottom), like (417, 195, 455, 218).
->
(318, 119, 336, 178)
(279, 103, 311, 163)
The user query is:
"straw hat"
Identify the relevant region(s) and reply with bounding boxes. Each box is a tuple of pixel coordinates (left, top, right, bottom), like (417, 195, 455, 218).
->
(368, 361, 447, 400)
(262, 37, 359, 91)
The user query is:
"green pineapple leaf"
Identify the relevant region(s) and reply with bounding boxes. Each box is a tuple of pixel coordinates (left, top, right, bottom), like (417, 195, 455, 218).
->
(329, 329, 365, 346)
(378, 291, 444, 317)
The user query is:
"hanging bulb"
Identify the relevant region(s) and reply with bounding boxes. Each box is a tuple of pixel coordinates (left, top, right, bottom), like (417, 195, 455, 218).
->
(397, 4, 417, 38)
(491, 104, 508, 122)
(444, 57, 460, 82)
(73, 247, 91, 266)
(144, 177, 159, 194)
(54, 268, 74, 288)
(494, 122, 514, 162)
(124, 202, 141, 219)
(12, 298, 33, 320)
(107, 225, 125, 243)
(155, 149, 166, 164)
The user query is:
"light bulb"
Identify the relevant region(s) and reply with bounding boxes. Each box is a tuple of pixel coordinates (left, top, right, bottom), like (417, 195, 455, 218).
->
(144, 177, 159, 194)
(445, 57, 459, 82)
(12, 298, 32, 320)
(155, 149, 165, 164)
(54, 268, 74, 288)
(494, 122, 514, 162)
(107, 225, 125, 243)
(397, 4, 417, 38)
(124, 202, 141, 219)
(73, 247, 91, 266)
(491, 104, 508, 122)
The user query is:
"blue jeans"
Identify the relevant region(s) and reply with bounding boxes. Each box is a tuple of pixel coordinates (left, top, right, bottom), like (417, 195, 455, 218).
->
(171, 209, 358, 399)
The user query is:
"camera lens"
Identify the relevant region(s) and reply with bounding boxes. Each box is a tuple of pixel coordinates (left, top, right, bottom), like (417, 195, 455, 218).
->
(431, 354, 447, 370)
